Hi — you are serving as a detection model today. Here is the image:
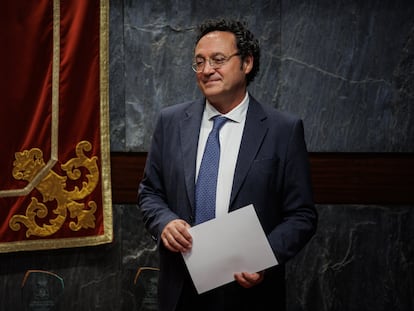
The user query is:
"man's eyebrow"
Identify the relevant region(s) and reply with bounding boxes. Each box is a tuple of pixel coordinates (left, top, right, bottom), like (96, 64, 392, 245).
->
(194, 52, 225, 58)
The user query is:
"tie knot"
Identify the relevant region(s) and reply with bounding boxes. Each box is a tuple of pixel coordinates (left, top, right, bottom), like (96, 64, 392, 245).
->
(212, 116, 228, 132)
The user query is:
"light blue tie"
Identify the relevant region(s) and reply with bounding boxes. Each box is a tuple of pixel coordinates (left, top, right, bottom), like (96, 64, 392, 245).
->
(195, 116, 228, 225)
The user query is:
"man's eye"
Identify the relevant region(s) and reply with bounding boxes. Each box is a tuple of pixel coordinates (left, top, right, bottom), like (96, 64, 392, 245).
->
(213, 57, 226, 64)
(195, 59, 205, 66)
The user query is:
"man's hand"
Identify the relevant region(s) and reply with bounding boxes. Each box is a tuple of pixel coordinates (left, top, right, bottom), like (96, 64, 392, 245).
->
(234, 271, 265, 288)
(161, 219, 192, 252)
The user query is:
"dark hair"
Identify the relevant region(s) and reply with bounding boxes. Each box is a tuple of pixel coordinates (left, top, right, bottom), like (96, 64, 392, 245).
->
(195, 18, 260, 86)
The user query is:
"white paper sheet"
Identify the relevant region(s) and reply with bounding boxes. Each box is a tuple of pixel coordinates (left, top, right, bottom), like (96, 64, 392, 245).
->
(182, 204, 278, 294)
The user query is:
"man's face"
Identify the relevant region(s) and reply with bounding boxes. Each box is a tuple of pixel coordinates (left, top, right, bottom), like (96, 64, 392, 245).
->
(194, 31, 252, 108)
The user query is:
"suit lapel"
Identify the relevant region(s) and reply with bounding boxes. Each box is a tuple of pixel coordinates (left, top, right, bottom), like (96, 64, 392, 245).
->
(180, 100, 204, 211)
(229, 97, 268, 210)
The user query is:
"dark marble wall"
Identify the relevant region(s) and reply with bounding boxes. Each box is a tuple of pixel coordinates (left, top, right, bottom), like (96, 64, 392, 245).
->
(0, 0, 413, 310)
(279, 1, 414, 152)
(110, 0, 414, 152)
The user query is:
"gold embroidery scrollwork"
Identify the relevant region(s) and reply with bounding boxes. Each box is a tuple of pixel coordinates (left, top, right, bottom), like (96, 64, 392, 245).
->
(9, 141, 99, 237)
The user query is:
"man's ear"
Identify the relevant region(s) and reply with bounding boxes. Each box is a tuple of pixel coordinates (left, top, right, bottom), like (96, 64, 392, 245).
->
(243, 55, 254, 74)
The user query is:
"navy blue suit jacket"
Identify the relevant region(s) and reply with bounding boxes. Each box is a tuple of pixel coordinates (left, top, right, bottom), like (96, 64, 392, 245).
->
(138, 95, 317, 310)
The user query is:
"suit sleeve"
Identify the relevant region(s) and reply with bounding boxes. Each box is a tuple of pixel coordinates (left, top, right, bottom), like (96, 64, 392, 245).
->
(268, 119, 318, 264)
(137, 113, 180, 241)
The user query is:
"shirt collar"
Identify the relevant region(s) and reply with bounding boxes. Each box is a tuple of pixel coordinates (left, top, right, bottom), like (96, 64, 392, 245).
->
(205, 92, 249, 123)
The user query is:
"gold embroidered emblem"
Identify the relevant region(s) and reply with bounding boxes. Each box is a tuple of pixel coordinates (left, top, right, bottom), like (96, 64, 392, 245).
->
(9, 141, 99, 237)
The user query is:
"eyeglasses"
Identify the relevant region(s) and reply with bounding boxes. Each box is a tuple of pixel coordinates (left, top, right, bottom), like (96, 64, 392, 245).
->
(191, 52, 240, 73)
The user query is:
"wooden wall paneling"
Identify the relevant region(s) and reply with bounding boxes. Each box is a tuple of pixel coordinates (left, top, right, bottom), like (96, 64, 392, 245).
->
(110, 152, 414, 204)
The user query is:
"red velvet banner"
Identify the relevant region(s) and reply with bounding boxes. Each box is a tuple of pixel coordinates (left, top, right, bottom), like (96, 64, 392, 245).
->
(0, 0, 112, 252)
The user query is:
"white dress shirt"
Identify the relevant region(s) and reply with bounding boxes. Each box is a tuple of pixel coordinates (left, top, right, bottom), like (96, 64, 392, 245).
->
(196, 92, 249, 218)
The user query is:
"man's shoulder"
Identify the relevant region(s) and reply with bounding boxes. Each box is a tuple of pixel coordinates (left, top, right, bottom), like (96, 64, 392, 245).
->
(160, 99, 203, 116)
(250, 96, 301, 124)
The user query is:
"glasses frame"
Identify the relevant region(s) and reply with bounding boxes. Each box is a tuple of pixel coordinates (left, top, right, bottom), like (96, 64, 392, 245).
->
(192, 52, 240, 73)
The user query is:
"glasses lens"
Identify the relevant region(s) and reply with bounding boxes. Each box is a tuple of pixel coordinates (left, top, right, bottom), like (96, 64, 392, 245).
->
(192, 53, 238, 72)
(192, 63, 199, 72)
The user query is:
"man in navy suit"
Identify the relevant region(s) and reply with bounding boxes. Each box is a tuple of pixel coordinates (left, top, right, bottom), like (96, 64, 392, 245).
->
(138, 18, 317, 311)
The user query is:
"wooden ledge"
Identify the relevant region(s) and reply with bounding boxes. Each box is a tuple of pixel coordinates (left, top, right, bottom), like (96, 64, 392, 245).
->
(110, 152, 414, 204)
